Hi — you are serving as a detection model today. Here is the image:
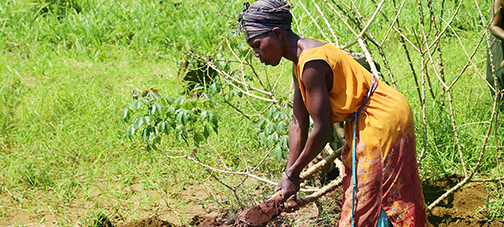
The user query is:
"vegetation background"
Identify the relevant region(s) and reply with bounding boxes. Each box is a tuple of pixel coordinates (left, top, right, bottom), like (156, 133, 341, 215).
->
(0, 0, 503, 226)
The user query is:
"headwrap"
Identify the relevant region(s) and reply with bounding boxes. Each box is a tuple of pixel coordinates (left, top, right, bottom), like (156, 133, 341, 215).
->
(239, 0, 293, 41)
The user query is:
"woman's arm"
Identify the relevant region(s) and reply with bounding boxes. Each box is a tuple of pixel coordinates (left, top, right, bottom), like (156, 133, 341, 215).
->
(286, 60, 333, 178)
(286, 72, 309, 170)
(277, 60, 333, 198)
(490, 0, 504, 40)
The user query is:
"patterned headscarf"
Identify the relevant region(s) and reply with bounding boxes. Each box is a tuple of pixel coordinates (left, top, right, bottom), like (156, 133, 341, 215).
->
(239, 0, 293, 41)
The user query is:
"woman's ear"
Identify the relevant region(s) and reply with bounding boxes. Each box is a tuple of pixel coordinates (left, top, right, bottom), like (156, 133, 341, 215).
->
(272, 27, 284, 40)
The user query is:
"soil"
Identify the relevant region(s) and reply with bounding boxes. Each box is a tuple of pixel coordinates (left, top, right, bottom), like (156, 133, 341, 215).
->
(233, 192, 285, 227)
(1, 174, 503, 227)
(423, 174, 504, 227)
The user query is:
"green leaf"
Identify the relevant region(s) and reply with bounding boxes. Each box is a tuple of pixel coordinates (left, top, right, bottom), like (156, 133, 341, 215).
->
(166, 118, 176, 128)
(144, 116, 151, 126)
(142, 128, 148, 142)
(271, 132, 279, 143)
(174, 96, 185, 108)
(165, 96, 175, 104)
(158, 121, 166, 134)
(176, 111, 184, 124)
(187, 110, 195, 121)
(280, 135, 289, 149)
(272, 112, 280, 120)
(181, 125, 188, 138)
(121, 108, 129, 123)
(130, 100, 142, 110)
(134, 116, 144, 129)
(165, 121, 171, 135)
(201, 110, 208, 122)
(140, 97, 149, 105)
(264, 122, 273, 135)
(158, 102, 168, 111)
(273, 147, 283, 162)
(211, 117, 218, 133)
(125, 125, 135, 139)
(149, 104, 156, 115)
(148, 130, 155, 144)
(202, 93, 215, 103)
(155, 103, 163, 115)
(194, 133, 204, 145)
(153, 124, 159, 137)
(167, 107, 176, 117)
(258, 132, 265, 144)
(177, 111, 188, 125)
(282, 148, 288, 160)
(203, 125, 210, 139)
(276, 121, 286, 134)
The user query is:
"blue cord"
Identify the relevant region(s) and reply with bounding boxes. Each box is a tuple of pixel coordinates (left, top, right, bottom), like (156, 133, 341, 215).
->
(351, 111, 358, 227)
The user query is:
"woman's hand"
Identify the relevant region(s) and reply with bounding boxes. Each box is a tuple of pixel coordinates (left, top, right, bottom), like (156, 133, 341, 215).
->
(276, 173, 300, 199)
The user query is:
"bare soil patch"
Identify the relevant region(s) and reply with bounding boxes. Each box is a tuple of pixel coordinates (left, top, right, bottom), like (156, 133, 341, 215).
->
(424, 174, 504, 227)
(1, 175, 503, 226)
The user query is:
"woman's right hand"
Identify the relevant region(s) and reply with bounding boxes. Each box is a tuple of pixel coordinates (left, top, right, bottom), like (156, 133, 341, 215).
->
(276, 173, 300, 200)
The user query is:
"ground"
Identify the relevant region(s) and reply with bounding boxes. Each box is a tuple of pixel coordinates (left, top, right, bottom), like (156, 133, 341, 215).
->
(1, 175, 503, 226)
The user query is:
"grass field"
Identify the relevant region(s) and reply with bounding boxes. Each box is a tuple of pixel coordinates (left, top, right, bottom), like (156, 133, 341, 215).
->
(1, 0, 503, 226)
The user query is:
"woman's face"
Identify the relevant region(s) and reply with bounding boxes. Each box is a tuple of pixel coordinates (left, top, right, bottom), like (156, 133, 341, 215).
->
(247, 33, 284, 66)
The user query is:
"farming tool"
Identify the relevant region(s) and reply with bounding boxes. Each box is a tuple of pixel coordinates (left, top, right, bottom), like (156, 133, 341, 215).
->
(224, 145, 343, 227)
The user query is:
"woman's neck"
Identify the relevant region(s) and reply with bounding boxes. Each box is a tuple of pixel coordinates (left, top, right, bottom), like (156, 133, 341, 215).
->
(283, 33, 326, 64)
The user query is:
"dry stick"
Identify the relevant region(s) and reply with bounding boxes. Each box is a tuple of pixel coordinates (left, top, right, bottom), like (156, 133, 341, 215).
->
(204, 60, 278, 103)
(309, 0, 339, 46)
(493, 98, 504, 197)
(471, 176, 504, 183)
(296, 0, 331, 45)
(153, 145, 277, 187)
(377, 0, 406, 48)
(414, 0, 430, 169)
(475, 1, 498, 94)
(416, 0, 437, 102)
(427, 0, 446, 104)
(291, 176, 343, 209)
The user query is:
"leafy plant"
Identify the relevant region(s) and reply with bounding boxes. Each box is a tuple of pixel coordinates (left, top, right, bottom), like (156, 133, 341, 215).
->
(121, 87, 220, 149)
(254, 100, 292, 161)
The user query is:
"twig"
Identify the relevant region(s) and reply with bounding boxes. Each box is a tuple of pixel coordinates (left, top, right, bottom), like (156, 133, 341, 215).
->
(309, 0, 339, 46)
(297, 0, 331, 43)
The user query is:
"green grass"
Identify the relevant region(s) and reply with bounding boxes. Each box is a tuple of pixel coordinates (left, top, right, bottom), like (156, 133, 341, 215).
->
(0, 0, 503, 225)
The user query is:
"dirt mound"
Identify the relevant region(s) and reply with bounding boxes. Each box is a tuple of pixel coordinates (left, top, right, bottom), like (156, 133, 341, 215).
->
(189, 215, 226, 227)
(118, 216, 179, 227)
(96, 215, 227, 227)
(234, 193, 285, 227)
(424, 174, 504, 227)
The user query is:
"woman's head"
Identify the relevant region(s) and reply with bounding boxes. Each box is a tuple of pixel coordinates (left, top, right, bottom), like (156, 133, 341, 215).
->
(239, 0, 292, 41)
(239, 0, 293, 66)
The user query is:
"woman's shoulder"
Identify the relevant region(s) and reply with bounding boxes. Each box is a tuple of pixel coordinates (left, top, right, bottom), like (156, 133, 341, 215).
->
(298, 40, 344, 64)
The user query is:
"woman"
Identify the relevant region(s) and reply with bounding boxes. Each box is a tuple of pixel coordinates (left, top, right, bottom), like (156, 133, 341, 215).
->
(488, 0, 504, 100)
(239, 0, 428, 226)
